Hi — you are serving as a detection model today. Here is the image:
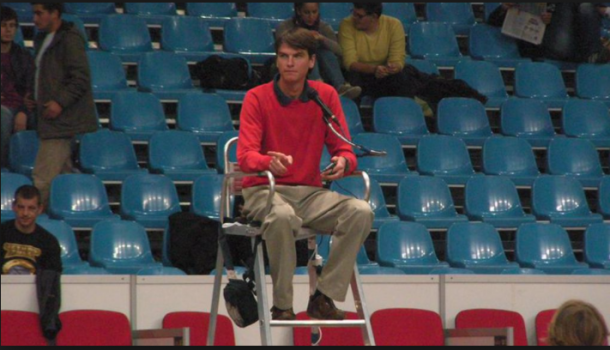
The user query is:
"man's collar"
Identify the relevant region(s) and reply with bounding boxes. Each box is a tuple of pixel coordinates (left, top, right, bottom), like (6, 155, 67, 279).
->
(273, 74, 312, 107)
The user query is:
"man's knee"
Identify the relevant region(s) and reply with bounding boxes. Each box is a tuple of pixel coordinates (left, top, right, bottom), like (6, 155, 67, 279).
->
(347, 199, 374, 223)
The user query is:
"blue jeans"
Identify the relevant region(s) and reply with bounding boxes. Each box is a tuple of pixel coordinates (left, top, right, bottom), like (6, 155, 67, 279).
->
(1, 106, 13, 169)
(309, 48, 346, 89)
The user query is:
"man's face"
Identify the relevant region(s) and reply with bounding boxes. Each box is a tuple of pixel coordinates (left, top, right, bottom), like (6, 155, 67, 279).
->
(352, 8, 375, 31)
(276, 44, 315, 85)
(1, 19, 17, 44)
(13, 197, 41, 231)
(32, 5, 58, 32)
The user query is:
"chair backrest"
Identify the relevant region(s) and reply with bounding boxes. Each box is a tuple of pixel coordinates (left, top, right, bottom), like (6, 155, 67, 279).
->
(455, 61, 508, 99)
(90, 220, 156, 266)
(163, 312, 236, 346)
(383, 3, 418, 31)
(547, 138, 603, 178)
(516, 223, 580, 267)
(532, 176, 596, 219)
(426, 3, 475, 25)
(64, 3, 117, 16)
(330, 177, 392, 219)
(4, 3, 34, 23)
(293, 311, 364, 346)
(377, 221, 443, 266)
(79, 130, 140, 173)
(49, 174, 113, 217)
(149, 131, 209, 172)
(469, 24, 522, 60)
(373, 97, 430, 138)
(316, 235, 372, 266)
(409, 22, 461, 59)
(121, 174, 181, 217)
(576, 64, 610, 99)
(437, 98, 493, 138)
(125, 3, 177, 16)
(406, 59, 440, 75)
(177, 93, 234, 134)
(138, 52, 193, 91)
(352, 133, 410, 176)
(372, 308, 444, 346)
(57, 310, 132, 346)
(446, 222, 511, 266)
(9, 130, 40, 177)
(501, 99, 556, 138)
(110, 92, 168, 134)
(36, 218, 83, 266)
(535, 309, 556, 346)
(186, 3, 238, 18)
(13, 25, 25, 47)
(601, 177, 610, 218)
(247, 2, 293, 20)
(191, 174, 229, 220)
(398, 176, 458, 219)
(99, 15, 152, 54)
(0, 311, 48, 346)
(515, 62, 567, 99)
(1, 173, 32, 214)
(466, 176, 527, 219)
(161, 16, 214, 53)
(417, 135, 475, 176)
(455, 309, 528, 346)
(223, 18, 274, 54)
(482, 137, 540, 177)
(340, 97, 366, 135)
(584, 223, 610, 268)
(562, 99, 610, 139)
(215, 131, 240, 174)
(87, 51, 129, 91)
(484, 3, 502, 21)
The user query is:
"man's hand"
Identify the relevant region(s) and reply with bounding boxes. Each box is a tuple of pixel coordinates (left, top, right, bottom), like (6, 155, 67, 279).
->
(267, 151, 294, 177)
(14, 112, 27, 132)
(387, 62, 402, 75)
(321, 156, 347, 182)
(42, 100, 62, 119)
(375, 65, 390, 79)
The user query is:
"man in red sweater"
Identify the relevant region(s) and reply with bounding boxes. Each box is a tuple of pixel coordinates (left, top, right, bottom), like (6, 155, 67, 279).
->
(238, 28, 373, 321)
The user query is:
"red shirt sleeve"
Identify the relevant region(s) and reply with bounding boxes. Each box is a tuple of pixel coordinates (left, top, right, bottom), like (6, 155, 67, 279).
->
(324, 91, 358, 176)
(237, 91, 273, 173)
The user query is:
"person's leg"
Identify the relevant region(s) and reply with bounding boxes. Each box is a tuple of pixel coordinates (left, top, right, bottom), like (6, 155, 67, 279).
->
(543, 3, 576, 61)
(1, 106, 14, 169)
(316, 48, 346, 89)
(32, 138, 74, 211)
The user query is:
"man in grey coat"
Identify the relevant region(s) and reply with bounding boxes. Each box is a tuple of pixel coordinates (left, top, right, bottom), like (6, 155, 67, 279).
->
(31, 3, 98, 210)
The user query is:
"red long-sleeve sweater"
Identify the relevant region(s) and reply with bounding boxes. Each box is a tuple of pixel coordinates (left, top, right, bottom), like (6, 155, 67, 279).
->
(237, 80, 358, 189)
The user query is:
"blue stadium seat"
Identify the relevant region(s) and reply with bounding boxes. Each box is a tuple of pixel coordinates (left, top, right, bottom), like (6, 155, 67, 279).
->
(465, 176, 536, 228)
(373, 97, 430, 147)
(13, 25, 24, 47)
(89, 220, 162, 274)
(397, 176, 468, 229)
(358, 266, 407, 275)
(149, 131, 215, 182)
(87, 51, 134, 100)
(223, 18, 276, 64)
(601, 177, 610, 220)
(9, 131, 39, 178)
(437, 98, 494, 146)
(417, 135, 481, 185)
(177, 93, 235, 144)
(501, 268, 546, 275)
(247, 3, 293, 28)
(120, 174, 182, 229)
(547, 138, 604, 188)
(352, 133, 414, 184)
(330, 177, 399, 230)
(409, 22, 469, 67)
(446, 223, 520, 274)
(571, 269, 610, 275)
(319, 3, 352, 31)
(484, 3, 502, 22)
(49, 175, 120, 228)
(138, 52, 198, 100)
(62, 265, 110, 275)
(469, 24, 531, 68)
(80, 130, 147, 182)
(426, 3, 476, 36)
(36, 218, 87, 267)
(377, 222, 450, 274)
(186, 3, 238, 28)
(161, 16, 215, 62)
(98, 15, 153, 63)
(110, 92, 169, 142)
(532, 176, 603, 228)
(562, 99, 610, 148)
(215, 131, 239, 174)
(1, 173, 31, 223)
(575, 64, 610, 107)
(584, 224, 610, 269)
(191, 174, 231, 221)
(515, 62, 570, 109)
(64, 3, 116, 24)
(124, 3, 177, 25)
(316, 235, 378, 268)
(340, 97, 366, 136)
(4, 3, 33, 23)
(515, 223, 588, 274)
(500, 98, 558, 148)
(454, 60, 509, 108)
(137, 267, 187, 276)
(161, 225, 173, 267)
(383, 3, 418, 32)
(406, 59, 440, 75)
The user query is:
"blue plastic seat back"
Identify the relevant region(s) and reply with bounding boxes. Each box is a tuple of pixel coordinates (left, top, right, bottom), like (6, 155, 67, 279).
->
(121, 174, 181, 217)
(161, 16, 214, 53)
(110, 92, 168, 133)
(409, 22, 461, 59)
(383, 3, 418, 31)
(65, 3, 117, 16)
(469, 24, 522, 60)
(330, 177, 392, 219)
(533, 176, 595, 218)
(584, 224, 610, 268)
(484, 3, 502, 21)
(455, 61, 508, 99)
(138, 52, 193, 91)
(377, 222, 442, 266)
(192, 174, 231, 220)
(215, 131, 240, 174)
(576, 64, 610, 99)
(373, 97, 430, 138)
(99, 15, 153, 53)
(1, 173, 32, 214)
(247, 3, 293, 20)
(547, 138, 603, 178)
(516, 223, 580, 267)
(224, 18, 275, 54)
(352, 134, 410, 176)
(426, 3, 475, 26)
(80, 130, 140, 173)
(317, 235, 373, 266)
(149, 131, 209, 171)
(177, 93, 234, 133)
(13, 26, 25, 47)
(49, 175, 113, 216)
(417, 135, 475, 176)
(340, 97, 365, 136)
(90, 220, 156, 266)
(447, 222, 511, 266)
(601, 178, 610, 218)
(186, 3, 238, 18)
(87, 51, 129, 91)
(398, 176, 458, 219)
(515, 62, 567, 99)
(437, 98, 493, 138)
(9, 131, 39, 176)
(466, 176, 527, 219)
(36, 219, 83, 266)
(5, 3, 33, 22)
(125, 3, 177, 16)
(562, 100, 610, 139)
(406, 59, 440, 75)
(501, 99, 556, 138)
(483, 137, 540, 178)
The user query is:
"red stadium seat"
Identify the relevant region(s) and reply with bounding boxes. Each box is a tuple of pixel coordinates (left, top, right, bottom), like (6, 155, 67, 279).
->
(162, 312, 235, 346)
(293, 311, 364, 346)
(1, 311, 48, 346)
(535, 309, 556, 346)
(455, 309, 529, 346)
(371, 308, 445, 346)
(56, 310, 132, 346)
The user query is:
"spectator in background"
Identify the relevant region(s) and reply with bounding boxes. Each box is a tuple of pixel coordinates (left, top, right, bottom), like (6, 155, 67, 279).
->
(31, 3, 98, 210)
(548, 300, 609, 346)
(1, 5, 36, 169)
(276, 3, 361, 100)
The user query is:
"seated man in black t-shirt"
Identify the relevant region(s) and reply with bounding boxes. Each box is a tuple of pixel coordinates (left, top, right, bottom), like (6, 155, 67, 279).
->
(1, 185, 62, 275)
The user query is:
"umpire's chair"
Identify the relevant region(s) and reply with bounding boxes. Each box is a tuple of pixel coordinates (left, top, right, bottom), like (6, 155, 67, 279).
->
(208, 137, 376, 346)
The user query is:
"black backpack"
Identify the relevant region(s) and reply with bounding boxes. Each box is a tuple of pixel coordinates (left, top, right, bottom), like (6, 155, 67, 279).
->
(196, 55, 253, 90)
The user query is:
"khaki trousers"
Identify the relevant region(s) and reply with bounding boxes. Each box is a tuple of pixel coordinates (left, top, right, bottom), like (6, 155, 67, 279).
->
(33, 138, 74, 210)
(243, 185, 374, 310)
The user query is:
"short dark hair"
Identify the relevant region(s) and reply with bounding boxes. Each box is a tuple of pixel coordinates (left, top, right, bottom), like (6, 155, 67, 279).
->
(31, 3, 63, 17)
(353, 3, 383, 17)
(1, 6, 19, 24)
(14, 185, 42, 206)
(275, 27, 318, 57)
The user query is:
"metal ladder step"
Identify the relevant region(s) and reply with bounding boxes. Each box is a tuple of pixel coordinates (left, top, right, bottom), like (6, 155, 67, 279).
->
(269, 320, 367, 328)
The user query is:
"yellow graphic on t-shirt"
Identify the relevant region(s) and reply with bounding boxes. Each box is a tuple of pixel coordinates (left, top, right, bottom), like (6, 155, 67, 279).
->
(3, 243, 42, 275)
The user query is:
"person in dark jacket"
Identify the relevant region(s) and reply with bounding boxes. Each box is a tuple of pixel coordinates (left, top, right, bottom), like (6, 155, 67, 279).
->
(30, 3, 98, 210)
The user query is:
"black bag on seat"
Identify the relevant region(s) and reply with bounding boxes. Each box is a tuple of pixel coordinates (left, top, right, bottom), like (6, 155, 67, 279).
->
(196, 55, 251, 90)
